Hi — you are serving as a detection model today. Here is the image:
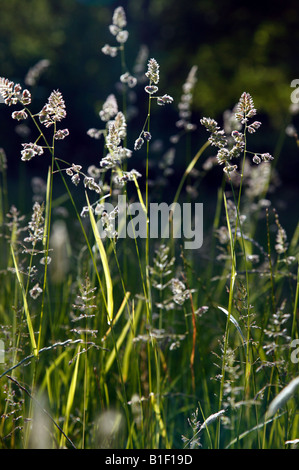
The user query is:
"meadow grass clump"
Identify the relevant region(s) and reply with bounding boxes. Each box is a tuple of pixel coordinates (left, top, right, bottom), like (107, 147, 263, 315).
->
(0, 5, 298, 450)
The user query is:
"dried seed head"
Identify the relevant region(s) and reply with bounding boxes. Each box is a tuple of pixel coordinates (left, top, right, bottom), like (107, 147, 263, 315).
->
(183, 65, 198, 94)
(134, 137, 144, 151)
(275, 214, 288, 254)
(200, 117, 219, 133)
(24, 201, 45, 244)
(112, 6, 127, 29)
(176, 66, 197, 132)
(40, 256, 52, 265)
(247, 120, 262, 133)
(102, 44, 118, 57)
(223, 164, 238, 174)
(99, 94, 118, 122)
(143, 131, 152, 141)
(120, 72, 137, 88)
(106, 122, 121, 150)
(261, 152, 274, 162)
(30, 283, 43, 300)
(116, 30, 129, 44)
(12, 109, 28, 121)
(114, 111, 127, 140)
(83, 176, 102, 194)
(253, 154, 261, 164)
(145, 85, 158, 95)
(21, 89, 32, 106)
(170, 278, 190, 305)
(0, 77, 31, 106)
(25, 59, 51, 86)
(157, 94, 174, 105)
(145, 58, 160, 84)
(21, 143, 44, 161)
(39, 90, 66, 127)
(0, 148, 7, 172)
(114, 169, 142, 186)
(54, 128, 69, 140)
(235, 92, 257, 124)
(71, 173, 80, 186)
(0, 77, 16, 104)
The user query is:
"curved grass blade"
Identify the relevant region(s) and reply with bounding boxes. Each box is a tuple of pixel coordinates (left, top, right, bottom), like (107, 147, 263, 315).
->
(172, 140, 210, 206)
(183, 409, 226, 449)
(60, 345, 81, 448)
(218, 306, 247, 353)
(6, 375, 76, 449)
(133, 174, 147, 215)
(226, 412, 286, 448)
(266, 376, 299, 419)
(102, 291, 131, 342)
(11, 245, 38, 357)
(86, 193, 114, 325)
(104, 296, 141, 375)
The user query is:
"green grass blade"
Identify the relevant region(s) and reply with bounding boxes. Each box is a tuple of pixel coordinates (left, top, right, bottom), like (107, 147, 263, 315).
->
(102, 291, 131, 342)
(266, 376, 299, 419)
(218, 306, 247, 353)
(86, 193, 114, 325)
(11, 245, 38, 357)
(104, 298, 141, 375)
(133, 174, 147, 215)
(226, 412, 286, 448)
(172, 140, 210, 206)
(60, 345, 81, 448)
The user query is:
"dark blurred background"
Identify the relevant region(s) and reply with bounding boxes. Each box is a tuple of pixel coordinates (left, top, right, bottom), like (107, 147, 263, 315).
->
(0, 0, 298, 228)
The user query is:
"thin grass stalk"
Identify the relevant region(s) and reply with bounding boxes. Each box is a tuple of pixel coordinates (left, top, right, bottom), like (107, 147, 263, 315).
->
(0, 153, 9, 227)
(0, 272, 21, 441)
(228, 124, 253, 379)
(291, 263, 299, 341)
(6, 375, 76, 449)
(37, 164, 54, 352)
(86, 193, 113, 324)
(206, 178, 225, 292)
(172, 140, 211, 208)
(10, 246, 37, 357)
(164, 139, 210, 261)
(60, 345, 81, 448)
(215, 192, 236, 448)
(82, 328, 88, 449)
(145, 95, 152, 319)
(109, 325, 133, 448)
(225, 163, 260, 446)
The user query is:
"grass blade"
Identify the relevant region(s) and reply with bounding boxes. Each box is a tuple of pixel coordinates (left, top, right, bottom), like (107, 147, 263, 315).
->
(102, 291, 131, 342)
(86, 193, 114, 325)
(104, 297, 141, 375)
(218, 306, 247, 353)
(226, 412, 286, 448)
(60, 345, 81, 448)
(172, 140, 210, 206)
(11, 245, 38, 357)
(266, 376, 299, 418)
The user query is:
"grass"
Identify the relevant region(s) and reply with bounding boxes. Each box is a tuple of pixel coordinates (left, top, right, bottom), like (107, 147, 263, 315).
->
(0, 6, 298, 450)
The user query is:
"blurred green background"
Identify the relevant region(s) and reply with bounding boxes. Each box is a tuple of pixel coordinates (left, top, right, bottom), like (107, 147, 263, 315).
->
(0, 0, 298, 217)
